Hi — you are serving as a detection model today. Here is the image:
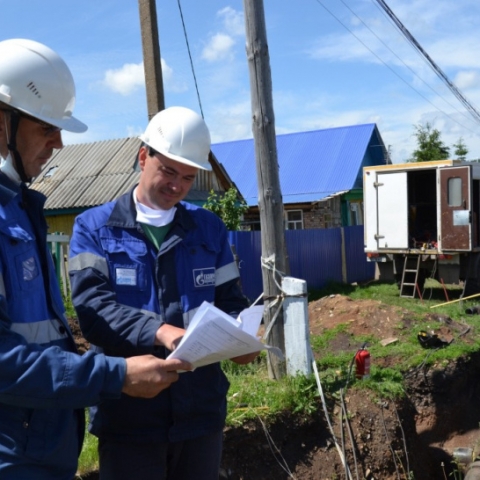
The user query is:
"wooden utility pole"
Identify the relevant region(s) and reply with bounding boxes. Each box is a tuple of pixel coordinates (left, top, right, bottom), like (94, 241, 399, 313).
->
(138, 0, 165, 118)
(243, 0, 289, 379)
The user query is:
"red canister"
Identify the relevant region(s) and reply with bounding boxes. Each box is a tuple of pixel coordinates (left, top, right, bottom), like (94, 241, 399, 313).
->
(355, 347, 371, 380)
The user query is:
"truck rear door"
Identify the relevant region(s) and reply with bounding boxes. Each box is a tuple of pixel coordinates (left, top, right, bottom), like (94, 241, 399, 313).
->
(364, 171, 408, 252)
(375, 171, 409, 249)
(439, 165, 471, 251)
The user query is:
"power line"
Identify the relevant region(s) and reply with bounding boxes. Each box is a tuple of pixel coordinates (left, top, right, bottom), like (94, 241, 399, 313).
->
(374, 0, 480, 125)
(176, 0, 204, 118)
(313, 0, 476, 134)
(338, 0, 475, 128)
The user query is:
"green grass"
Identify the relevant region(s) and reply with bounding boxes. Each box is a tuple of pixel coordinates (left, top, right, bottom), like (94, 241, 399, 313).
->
(76, 412, 98, 478)
(224, 352, 320, 425)
(63, 289, 76, 318)
(76, 279, 480, 476)
(307, 280, 480, 395)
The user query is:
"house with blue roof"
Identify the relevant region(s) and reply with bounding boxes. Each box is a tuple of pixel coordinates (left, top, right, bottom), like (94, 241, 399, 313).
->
(30, 123, 388, 236)
(211, 123, 389, 230)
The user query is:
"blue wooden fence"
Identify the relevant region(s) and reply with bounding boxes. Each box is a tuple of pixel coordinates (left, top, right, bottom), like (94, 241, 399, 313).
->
(228, 225, 374, 302)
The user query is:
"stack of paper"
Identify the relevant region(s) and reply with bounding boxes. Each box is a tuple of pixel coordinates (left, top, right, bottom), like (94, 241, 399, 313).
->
(167, 302, 282, 369)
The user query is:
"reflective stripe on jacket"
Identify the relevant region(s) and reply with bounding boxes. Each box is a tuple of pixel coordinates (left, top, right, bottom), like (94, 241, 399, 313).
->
(0, 173, 126, 479)
(69, 188, 249, 443)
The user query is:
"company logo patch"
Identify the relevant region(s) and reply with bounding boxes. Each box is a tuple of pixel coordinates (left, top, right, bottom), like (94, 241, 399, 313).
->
(193, 268, 215, 288)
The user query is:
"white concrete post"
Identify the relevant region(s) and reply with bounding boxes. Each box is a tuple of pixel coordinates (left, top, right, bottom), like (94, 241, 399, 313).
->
(283, 276, 312, 376)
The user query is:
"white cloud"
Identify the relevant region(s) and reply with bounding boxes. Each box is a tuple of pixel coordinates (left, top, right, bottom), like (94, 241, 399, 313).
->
(103, 62, 145, 96)
(454, 71, 480, 90)
(202, 33, 235, 62)
(102, 59, 187, 95)
(217, 7, 244, 37)
(200, 7, 244, 64)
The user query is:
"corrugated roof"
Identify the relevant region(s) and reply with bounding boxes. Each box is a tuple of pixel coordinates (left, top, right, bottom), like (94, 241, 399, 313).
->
(211, 123, 387, 206)
(30, 137, 232, 210)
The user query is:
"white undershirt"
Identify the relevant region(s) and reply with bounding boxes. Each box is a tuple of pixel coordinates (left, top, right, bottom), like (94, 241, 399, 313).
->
(0, 153, 21, 184)
(133, 187, 176, 227)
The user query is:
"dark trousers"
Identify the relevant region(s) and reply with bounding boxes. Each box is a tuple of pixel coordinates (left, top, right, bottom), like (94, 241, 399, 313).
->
(98, 430, 223, 480)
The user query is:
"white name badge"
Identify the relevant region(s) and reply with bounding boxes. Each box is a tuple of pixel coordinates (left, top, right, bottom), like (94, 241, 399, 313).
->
(116, 268, 137, 286)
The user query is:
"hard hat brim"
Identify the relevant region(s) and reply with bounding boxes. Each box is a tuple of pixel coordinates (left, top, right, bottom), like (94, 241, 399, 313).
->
(160, 149, 213, 171)
(138, 133, 212, 171)
(54, 115, 88, 133)
(13, 105, 87, 133)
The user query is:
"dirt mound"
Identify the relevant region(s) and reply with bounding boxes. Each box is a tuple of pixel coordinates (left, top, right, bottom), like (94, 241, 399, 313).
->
(71, 295, 480, 479)
(308, 294, 469, 355)
(308, 294, 406, 339)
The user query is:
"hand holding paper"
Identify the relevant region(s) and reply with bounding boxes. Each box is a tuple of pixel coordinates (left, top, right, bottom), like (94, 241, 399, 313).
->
(167, 302, 283, 369)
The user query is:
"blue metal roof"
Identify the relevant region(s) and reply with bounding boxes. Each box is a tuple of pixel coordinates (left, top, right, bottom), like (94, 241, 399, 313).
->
(211, 123, 387, 206)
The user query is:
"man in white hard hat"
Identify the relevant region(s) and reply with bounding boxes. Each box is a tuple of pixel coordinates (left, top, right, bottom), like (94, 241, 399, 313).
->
(0, 39, 191, 479)
(69, 106, 258, 480)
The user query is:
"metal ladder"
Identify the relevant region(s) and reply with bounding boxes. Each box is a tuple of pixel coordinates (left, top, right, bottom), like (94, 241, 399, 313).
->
(400, 255, 421, 298)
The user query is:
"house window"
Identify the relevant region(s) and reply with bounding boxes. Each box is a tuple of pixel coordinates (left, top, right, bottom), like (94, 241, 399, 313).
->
(286, 210, 303, 229)
(350, 202, 364, 226)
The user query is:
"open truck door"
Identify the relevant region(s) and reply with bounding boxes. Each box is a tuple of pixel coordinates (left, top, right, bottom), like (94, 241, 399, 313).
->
(364, 171, 409, 250)
(440, 165, 472, 251)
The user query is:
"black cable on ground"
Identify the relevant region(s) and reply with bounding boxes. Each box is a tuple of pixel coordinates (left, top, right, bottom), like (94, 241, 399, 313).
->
(422, 257, 438, 301)
(311, 356, 353, 480)
(340, 387, 360, 480)
(380, 404, 402, 480)
(339, 400, 349, 480)
(393, 403, 411, 477)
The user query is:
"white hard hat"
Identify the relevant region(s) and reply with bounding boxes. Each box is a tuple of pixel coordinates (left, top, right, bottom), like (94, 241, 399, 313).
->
(139, 106, 212, 171)
(0, 38, 87, 133)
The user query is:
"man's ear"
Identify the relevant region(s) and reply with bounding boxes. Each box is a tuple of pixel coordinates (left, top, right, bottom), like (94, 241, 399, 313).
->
(137, 146, 149, 171)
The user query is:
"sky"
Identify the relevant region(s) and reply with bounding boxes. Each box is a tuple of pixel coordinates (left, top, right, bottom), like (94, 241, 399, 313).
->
(1, 0, 480, 164)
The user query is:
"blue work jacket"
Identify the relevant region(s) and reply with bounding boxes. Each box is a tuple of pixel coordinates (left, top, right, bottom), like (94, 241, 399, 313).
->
(69, 188, 249, 443)
(0, 173, 126, 480)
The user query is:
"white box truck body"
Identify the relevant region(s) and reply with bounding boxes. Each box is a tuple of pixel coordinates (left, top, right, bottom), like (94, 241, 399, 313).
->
(363, 160, 480, 296)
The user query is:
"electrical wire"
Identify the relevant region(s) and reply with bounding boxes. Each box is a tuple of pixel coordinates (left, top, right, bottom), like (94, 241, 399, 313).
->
(176, 0, 205, 118)
(312, 0, 478, 135)
(393, 403, 411, 477)
(255, 413, 296, 479)
(373, 0, 480, 126)
(380, 404, 402, 480)
(339, 402, 350, 480)
(311, 355, 354, 480)
(422, 257, 438, 301)
(338, 0, 476, 129)
(340, 387, 360, 480)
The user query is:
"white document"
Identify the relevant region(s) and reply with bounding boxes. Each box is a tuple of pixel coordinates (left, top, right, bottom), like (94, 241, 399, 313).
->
(167, 302, 283, 369)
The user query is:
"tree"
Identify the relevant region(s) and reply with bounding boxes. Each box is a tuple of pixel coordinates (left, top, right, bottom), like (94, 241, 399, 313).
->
(203, 187, 248, 231)
(453, 137, 468, 161)
(410, 122, 450, 162)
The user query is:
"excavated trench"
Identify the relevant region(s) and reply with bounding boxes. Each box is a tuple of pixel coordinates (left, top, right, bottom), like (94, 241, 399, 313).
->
(219, 352, 480, 480)
(404, 352, 480, 479)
